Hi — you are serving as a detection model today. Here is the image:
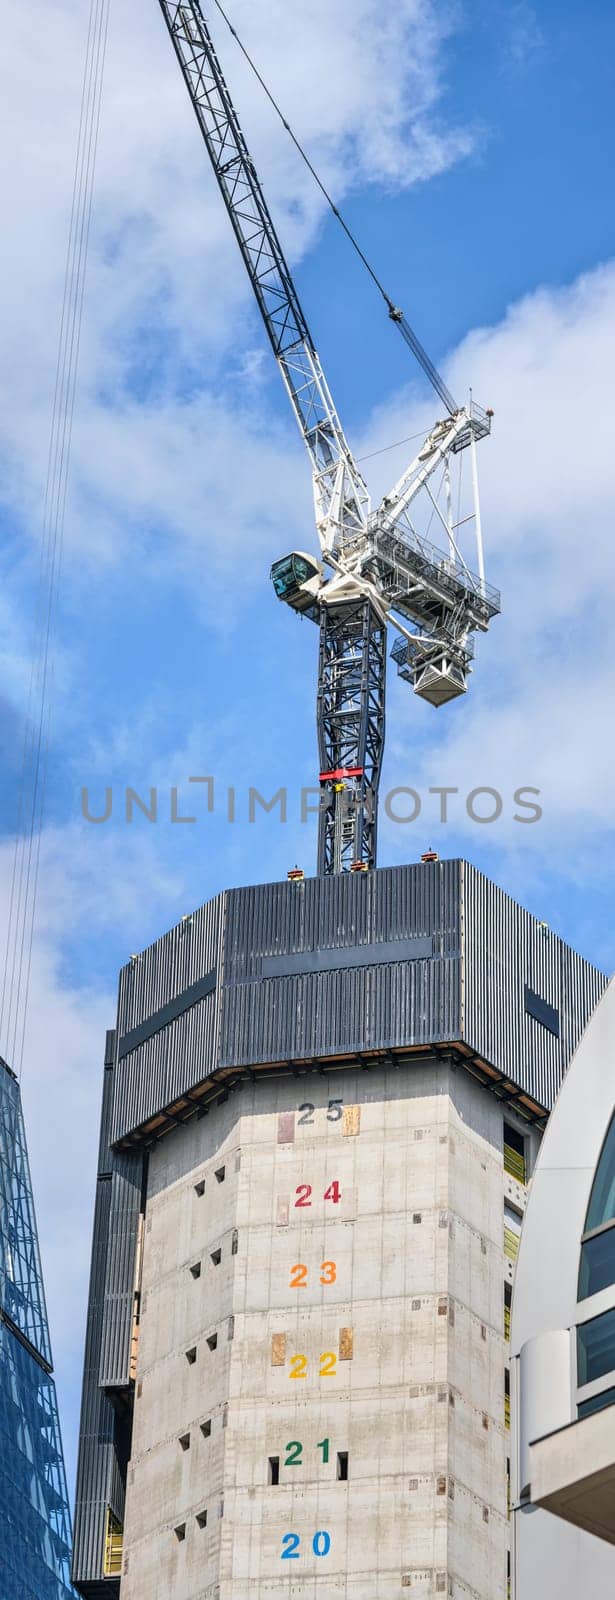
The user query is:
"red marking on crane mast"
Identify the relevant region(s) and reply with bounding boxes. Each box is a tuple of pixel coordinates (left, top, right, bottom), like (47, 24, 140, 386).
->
(319, 766, 364, 783)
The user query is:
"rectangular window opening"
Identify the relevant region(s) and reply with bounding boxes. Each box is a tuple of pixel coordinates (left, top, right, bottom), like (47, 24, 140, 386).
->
(504, 1122, 527, 1185)
(185, 1346, 197, 1365)
(336, 1451, 349, 1481)
(210, 1247, 222, 1266)
(194, 1179, 205, 1197)
(196, 1509, 208, 1529)
(578, 1306, 615, 1388)
(179, 1432, 190, 1451)
(174, 1523, 186, 1542)
(524, 984, 560, 1037)
(578, 1383, 615, 1419)
(579, 1226, 615, 1301)
(215, 1165, 225, 1184)
(206, 1332, 218, 1352)
(268, 1456, 280, 1486)
(200, 1419, 212, 1438)
(190, 1261, 201, 1279)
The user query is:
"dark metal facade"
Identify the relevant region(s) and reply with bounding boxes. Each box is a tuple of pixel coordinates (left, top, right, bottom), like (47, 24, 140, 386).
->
(72, 1035, 139, 1599)
(72, 859, 607, 1594)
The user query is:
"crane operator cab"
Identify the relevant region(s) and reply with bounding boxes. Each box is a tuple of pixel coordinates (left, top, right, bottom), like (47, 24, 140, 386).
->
(270, 551, 322, 621)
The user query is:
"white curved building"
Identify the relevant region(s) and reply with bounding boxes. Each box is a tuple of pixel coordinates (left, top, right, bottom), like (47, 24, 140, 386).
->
(512, 977, 615, 1595)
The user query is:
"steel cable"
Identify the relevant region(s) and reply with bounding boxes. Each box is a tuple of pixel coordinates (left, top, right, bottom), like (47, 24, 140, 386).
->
(209, 0, 457, 415)
(0, 0, 111, 1076)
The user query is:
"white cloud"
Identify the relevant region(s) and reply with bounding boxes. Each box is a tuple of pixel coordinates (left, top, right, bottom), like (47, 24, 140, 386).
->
(0, 0, 473, 598)
(372, 261, 615, 867)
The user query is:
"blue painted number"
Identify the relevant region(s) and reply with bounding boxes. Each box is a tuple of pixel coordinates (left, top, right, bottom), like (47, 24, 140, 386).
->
(281, 1533, 300, 1560)
(280, 1531, 331, 1560)
(313, 1531, 331, 1556)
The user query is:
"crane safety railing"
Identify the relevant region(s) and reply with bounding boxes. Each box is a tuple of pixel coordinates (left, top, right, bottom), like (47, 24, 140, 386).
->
(367, 523, 501, 619)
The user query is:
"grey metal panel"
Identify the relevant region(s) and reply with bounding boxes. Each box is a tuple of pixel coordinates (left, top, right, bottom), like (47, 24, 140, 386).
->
(220, 860, 461, 1068)
(98, 1152, 143, 1390)
(72, 1054, 121, 1595)
(111, 892, 225, 1144)
(115, 892, 225, 1038)
(525, 985, 560, 1037)
(462, 861, 607, 1110)
(118, 969, 216, 1057)
(261, 935, 434, 977)
(73, 1038, 136, 1597)
(223, 859, 460, 985)
(107, 858, 605, 1142)
(220, 952, 461, 1067)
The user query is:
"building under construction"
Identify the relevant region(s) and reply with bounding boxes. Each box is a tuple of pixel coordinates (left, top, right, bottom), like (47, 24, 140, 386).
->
(71, 857, 605, 1599)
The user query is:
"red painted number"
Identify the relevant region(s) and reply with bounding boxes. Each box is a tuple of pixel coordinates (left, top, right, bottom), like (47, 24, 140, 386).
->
(324, 1180, 341, 1204)
(294, 1184, 313, 1208)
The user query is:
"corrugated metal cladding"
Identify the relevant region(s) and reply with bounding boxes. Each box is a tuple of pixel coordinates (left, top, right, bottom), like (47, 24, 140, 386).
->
(221, 863, 461, 1066)
(110, 893, 225, 1145)
(462, 863, 607, 1112)
(72, 1037, 138, 1598)
(98, 1154, 142, 1390)
(110, 861, 462, 1140)
(109, 858, 604, 1144)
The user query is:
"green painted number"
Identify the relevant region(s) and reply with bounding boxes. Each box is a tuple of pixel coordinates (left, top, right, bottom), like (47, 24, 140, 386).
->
(317, 1437, 330, 1464)
(285, 1441, 303, 1467)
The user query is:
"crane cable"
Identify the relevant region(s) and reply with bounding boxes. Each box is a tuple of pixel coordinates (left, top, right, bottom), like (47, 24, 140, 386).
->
(209, 0, 458, 417)
(0, 0, 111, 1079)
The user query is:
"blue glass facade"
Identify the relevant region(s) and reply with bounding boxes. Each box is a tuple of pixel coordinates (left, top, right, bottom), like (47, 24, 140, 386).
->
(0, 1056, 76, 1599)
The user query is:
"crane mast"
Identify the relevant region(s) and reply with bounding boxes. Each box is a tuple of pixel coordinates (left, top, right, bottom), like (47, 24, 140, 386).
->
(156, 0, 500, 875)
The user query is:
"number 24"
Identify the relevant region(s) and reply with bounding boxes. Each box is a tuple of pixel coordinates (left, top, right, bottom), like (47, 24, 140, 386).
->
(295, 1181, 341, 1207)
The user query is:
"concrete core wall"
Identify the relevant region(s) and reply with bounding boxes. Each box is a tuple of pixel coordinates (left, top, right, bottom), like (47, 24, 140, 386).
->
(120, 1061, 527, 1600)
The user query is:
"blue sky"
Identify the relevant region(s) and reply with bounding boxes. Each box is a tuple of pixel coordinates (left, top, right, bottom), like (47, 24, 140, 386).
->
(1, 0, 615, 1493)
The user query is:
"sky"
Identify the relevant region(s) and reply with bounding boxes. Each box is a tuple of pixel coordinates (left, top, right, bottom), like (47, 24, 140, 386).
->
(1, 0, 615, 1495)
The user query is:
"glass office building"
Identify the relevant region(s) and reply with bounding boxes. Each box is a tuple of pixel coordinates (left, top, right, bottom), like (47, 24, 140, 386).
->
(0, 1053, 76, 1598)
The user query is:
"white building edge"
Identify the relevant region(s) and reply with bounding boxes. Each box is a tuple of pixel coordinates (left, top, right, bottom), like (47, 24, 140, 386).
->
(512, 975, 615, 1594)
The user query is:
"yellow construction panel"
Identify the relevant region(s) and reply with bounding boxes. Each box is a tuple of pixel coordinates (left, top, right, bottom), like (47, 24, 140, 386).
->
(339, 1327, 354, 1360)
(271, 1333, 286, 1367)
(104, 1508, 123, 1578)
(343, 1105, 361, 1137)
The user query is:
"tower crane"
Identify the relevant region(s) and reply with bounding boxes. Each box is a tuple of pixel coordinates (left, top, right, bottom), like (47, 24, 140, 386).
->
(156, 0, 501, 874)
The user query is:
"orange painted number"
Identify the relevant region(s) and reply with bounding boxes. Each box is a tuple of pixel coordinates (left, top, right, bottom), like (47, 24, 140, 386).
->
(290, 1263, 308, 1289)
(319, 1261, 337, 1285)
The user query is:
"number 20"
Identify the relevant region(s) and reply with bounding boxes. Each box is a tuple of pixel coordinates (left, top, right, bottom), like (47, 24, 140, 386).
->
(281, 1531, 331, 1559)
